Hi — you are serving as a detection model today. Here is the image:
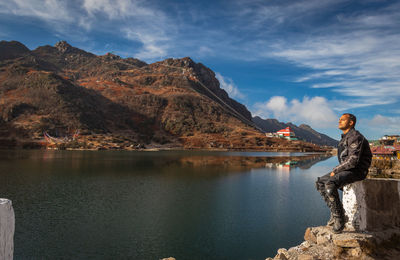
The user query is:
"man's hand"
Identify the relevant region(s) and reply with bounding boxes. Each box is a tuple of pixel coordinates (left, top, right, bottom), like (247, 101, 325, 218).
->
(330, 171, 335, 177)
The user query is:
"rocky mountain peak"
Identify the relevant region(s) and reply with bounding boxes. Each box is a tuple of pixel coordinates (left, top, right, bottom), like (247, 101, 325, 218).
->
(52, 41, 95, 59)
(180, 57, 196, 67)
(158, 57, 196, 69)
(54, 41, 73, 53)
(102, 52, 121, 61)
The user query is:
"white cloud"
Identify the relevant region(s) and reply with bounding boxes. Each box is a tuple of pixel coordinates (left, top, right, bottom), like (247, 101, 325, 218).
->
(198, 46, 214, 56)
(123, 28, 170, 60)
(215, 72, 245, 100)
(271, 31, 400, 108)
(0, 0, 174, 61)
(265, 96, 288, 117)
(263, 3, 400, 109)
(296, 70, 351, 83)
(82, 0, 150, 19)
(0, 0, 71, 23)
(253, 96, 337, 128)
(82, 0, 175, 60)
(232, 0, 348, 32)
(360, 114, 400, 138)
(330, 98, 395, 111)
(226, 1, 400, 110)
(367, 114, 392, 126)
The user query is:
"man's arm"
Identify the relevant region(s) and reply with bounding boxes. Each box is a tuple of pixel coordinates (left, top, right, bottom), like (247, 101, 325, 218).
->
(331, 134, 365, 174)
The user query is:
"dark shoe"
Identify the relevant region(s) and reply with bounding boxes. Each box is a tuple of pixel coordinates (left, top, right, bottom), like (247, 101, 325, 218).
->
(332, 215, 345, 233)
(328, 213, 348, 227)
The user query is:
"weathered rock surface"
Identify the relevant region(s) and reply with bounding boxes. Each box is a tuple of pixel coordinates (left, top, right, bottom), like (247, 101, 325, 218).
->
(0, 199, 14, 260)
(268, 179, 400, 259)
(343, 178, 400, 232)
(268, 226, 400, 260)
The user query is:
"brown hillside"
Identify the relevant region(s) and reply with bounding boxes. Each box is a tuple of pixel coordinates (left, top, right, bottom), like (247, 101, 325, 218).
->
(0, 41, 327, 151)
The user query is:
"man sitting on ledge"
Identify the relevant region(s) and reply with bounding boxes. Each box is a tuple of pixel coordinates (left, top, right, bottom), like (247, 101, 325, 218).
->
(316, 113, 372, 233)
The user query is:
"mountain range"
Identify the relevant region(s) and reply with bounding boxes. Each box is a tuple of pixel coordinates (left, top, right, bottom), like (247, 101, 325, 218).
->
(0, 40, 336, 150)
(252, 117, 338, 146)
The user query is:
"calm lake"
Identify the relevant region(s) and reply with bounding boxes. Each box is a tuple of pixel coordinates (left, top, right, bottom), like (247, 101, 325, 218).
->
(1, 150, 337, 260)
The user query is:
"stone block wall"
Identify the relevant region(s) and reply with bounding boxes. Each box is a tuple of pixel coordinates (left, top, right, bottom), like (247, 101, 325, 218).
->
(0, 198, 14, 260)
(343, 178, 400, 232)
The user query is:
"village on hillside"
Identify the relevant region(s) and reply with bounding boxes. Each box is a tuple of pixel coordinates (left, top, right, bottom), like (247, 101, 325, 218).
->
(368, 135, 400, 179)
(370, 135, 400, 160)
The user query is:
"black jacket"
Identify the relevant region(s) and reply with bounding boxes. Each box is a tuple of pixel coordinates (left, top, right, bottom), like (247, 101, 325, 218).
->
(333, 128, 372, 174)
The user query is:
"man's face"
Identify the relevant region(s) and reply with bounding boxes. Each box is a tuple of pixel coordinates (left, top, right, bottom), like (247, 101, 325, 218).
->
(338, 114, 353, 131)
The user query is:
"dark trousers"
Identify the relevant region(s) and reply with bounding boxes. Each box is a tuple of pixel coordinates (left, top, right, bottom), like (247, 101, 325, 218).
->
(316, 170, 367, 191)
(316, 170, 367, 221)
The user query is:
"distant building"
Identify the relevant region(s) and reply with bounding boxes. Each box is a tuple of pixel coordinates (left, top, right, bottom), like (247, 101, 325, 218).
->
(276, 127, 298, 141)
(371, 145, 400, 160)
(265, 132, 278, 138)
(379, 135, 400, 145)
(381, 135, 400, 141)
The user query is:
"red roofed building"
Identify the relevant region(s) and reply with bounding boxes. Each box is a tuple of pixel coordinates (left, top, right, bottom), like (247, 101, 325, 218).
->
(371, 146, 397, 160)
(276, 127, 297, 141)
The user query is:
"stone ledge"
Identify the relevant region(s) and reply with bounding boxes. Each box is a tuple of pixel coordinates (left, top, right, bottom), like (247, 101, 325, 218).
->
(343, 178, 400, 232)
(267, 178, 400, 259)
(267, 226, 400, 260)
(0, 198, 14, 260)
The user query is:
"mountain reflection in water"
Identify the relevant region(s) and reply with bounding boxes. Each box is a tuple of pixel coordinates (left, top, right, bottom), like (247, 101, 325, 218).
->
(178, 154, 331, 173)
(1, 150, 335, 260)
(0, 150, 331, 176)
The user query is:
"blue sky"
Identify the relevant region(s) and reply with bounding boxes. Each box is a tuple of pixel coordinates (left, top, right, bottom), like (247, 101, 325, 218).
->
(1, 0, 400, 140)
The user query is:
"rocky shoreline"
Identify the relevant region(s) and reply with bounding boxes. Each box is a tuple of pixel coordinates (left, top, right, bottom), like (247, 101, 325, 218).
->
(267, 178, 400, 260)
(267, 226, 400, 260)
(0, 132, 334, 153)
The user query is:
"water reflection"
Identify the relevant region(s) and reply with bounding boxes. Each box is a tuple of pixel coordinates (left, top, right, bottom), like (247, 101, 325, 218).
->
(0, 150, 332, 176)
(179, 154, 331, 173)
(264, 155, 331, 171)
(0, 150, 336, 260)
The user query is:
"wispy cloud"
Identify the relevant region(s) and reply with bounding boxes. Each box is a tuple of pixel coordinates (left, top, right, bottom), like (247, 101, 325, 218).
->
(263, 3, 400, 109)
(82, 0, 174, 60)
(0, 0, 72, 23)
(253, 96, 337, 128)
(219, 1, 400, 113)
(82, 0, 156, 19)
(215, 73, 245, 100)
(363, 114, 400, 136)
(123, 28, 170, 60)
(0, 0, 175, 60)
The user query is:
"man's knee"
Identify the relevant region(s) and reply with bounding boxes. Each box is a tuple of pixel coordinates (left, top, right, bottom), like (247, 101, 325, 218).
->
(325, 182, 338, 199)
(316, 173, 330, 190)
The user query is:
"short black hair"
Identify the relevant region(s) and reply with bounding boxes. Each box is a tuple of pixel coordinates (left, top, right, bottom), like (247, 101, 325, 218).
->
(342, 113, 356, 127)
